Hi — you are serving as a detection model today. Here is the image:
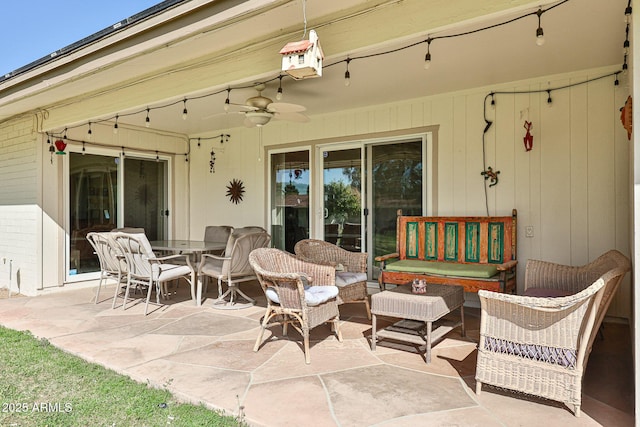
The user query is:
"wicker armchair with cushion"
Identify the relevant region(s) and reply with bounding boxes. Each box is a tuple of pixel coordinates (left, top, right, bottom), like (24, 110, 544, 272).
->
(249, 247, 343, 364)
(294, 239, 371, 319)
(475, 250, 631, 417)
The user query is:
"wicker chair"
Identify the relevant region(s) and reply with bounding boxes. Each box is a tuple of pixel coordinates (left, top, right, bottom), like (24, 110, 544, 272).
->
(475, 250, 631, 417)
(249, 247, 343, 364)
(294, 239, 371, 319)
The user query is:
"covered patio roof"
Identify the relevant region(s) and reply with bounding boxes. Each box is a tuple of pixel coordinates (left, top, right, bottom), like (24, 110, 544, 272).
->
(0, 0, 626, 136)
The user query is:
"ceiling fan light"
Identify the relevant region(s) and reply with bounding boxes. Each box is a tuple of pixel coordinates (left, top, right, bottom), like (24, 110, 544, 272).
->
(246, 111, 273, 126)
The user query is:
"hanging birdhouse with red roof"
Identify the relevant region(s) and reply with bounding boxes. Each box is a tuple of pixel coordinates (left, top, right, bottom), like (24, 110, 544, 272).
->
(279, 30, 324, 80)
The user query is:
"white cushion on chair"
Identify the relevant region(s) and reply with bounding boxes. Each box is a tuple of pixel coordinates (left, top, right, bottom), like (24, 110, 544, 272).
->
(335, 272, 367, 287)
(155, 264, 192, 282)
(265, 285, 339, 306)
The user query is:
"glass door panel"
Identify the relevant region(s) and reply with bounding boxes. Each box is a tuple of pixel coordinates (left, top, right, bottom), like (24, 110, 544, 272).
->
(69, 153, 118, 275)
(123, 158, 167, 241)
(269, 150, 310, 252)
(369, 141, 423, 278)
(322, 148, 362, 252)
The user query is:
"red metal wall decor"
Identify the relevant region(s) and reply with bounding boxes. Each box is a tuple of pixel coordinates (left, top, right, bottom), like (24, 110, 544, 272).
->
(523, 121, 533, 151)
(54, 139, 67, 155)
(620, 95, 632, 140)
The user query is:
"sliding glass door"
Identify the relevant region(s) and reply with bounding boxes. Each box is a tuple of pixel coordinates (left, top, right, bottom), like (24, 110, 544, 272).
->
(68, 152, 167, 278)
(269, 150, 310, 252)
(368, 140, 424, 278)
(321, 147, 363, 252)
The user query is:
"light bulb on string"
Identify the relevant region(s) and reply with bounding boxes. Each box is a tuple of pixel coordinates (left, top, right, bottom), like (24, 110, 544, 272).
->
(490, 93, 496, 109)
(87, 122, 92, 140)
(535, 9, 545, 46)
(546, 90, 552, 107)
(625, 3, 632, 24)
(276, 75, 283, 100)
(113, 115, 119, 134)
(344, 58, 351, 87)
(156, 151, 160, 162)
(82, 141, 86, 155)
(424, 38, 432, 69)
(145, 108, 151, 128)
(182, 99, 188, 120)
(224, 89, 231, 112)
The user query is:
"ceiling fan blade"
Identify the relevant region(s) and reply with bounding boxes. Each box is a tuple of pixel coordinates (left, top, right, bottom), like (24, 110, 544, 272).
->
(267, 102, 306, 113)
(274, 111, 310, 123)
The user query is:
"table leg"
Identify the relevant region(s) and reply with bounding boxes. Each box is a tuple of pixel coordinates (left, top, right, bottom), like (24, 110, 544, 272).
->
(371, 313, 377, 351)
(425, 321, 432, 363)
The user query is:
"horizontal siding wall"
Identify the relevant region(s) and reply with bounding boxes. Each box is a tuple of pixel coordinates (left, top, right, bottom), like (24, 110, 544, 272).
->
(242, 66, 629, 319)
(0, 117, 40, 296)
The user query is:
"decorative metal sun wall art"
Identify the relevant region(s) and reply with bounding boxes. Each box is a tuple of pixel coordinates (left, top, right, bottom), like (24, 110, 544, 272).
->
(226, 179, 245, 204)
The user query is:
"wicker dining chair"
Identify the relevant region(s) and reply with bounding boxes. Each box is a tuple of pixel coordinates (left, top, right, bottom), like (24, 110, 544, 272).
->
(475, 250, 631, 417)
(294, 238, 371, 319)
(249, 247, 343, 364)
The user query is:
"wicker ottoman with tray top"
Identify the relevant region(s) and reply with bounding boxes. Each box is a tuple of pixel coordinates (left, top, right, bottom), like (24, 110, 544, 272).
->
(370, 282, 465, 363)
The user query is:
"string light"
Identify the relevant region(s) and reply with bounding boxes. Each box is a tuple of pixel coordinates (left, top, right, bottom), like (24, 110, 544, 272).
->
(145, 108, 151, 128)
(535, 9, 545, 46)
(87, 122, 92, 140)
(546, 89, 552, 106)
(624, 0, 632, 23)
(424, 37, 432, 69)
(490, 93, 496, 109)
(224, 88, 231, 111)
(156, 150, 160, 162)
(276, 75, 283, 100)
(121, 146, 125, 157)
(182, 99, 188, 120)
(50, 0, 612, 141)
(344, 58, 351, 87)
(82, 141, 86, 155)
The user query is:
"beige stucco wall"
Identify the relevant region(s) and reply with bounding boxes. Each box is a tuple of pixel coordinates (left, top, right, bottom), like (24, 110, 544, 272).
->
(190, 65, 632, 319)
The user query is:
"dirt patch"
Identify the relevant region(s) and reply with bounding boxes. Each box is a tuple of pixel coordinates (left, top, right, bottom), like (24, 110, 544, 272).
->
(0, 288, 23, 299)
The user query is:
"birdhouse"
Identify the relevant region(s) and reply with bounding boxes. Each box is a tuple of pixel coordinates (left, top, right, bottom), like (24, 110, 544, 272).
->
(279, 29, 324, 80)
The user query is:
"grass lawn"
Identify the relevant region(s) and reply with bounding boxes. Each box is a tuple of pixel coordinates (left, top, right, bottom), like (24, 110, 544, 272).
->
(0, 326, 246, 426)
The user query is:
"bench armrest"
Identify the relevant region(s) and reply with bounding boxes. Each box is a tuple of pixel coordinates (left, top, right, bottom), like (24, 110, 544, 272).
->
(496, 260, 518, 271)
(374, 253, 399, 263)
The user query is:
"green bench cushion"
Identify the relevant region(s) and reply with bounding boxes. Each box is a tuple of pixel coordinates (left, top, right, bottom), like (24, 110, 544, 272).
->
(384, 260, 499, 279)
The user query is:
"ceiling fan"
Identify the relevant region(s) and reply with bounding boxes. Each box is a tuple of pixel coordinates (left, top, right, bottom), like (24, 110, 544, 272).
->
(230, 83, 310, 127)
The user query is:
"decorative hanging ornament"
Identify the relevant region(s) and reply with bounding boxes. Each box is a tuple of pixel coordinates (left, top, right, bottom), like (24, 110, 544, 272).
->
(210, 149, 216, 173)
(54, 139, 67, 155)
(481, 166, 500, 187)
(226, 179, 245, 204)
(523, 121, 533, 152)
(620, 95, 632, 141)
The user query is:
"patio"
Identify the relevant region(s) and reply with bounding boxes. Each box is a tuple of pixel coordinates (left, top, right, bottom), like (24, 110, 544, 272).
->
(0, 283, 633, 427)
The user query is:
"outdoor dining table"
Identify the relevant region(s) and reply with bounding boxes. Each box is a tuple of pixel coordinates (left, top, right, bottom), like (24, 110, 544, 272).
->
(149, 240, 226, 306)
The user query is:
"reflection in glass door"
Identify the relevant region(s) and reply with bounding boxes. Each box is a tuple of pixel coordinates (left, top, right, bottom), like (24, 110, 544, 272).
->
(269, 150, 310, 252)
(69, 153, 118, 275)
(321, 148, 362, 252)
(123, 158, 167, 241)
(369, 140, 423, 278)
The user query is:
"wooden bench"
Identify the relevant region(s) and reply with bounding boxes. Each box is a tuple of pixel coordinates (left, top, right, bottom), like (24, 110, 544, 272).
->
(375, 210, 517, 293)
